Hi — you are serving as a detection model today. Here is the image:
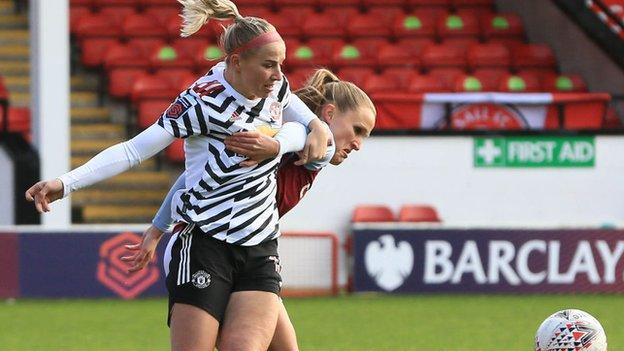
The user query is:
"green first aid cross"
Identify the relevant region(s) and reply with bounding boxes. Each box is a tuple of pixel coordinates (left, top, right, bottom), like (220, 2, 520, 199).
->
(474, 136, 595, 168)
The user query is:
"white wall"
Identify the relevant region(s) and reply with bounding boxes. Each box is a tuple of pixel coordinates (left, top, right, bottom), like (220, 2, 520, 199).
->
(280, 136, 624, 240)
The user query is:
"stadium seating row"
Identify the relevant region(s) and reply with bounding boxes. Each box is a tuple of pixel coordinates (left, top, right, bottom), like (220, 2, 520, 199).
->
(71, 0, 495, 10)
(352, 204, 441, 222)
(71, 8, 522, 42)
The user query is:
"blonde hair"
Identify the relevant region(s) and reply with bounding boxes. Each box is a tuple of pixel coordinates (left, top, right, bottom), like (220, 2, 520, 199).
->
(178, 0, 275, 59)
(296, 69, 377, 118)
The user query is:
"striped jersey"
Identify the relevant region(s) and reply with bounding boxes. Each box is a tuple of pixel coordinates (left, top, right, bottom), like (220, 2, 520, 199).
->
(157, 62, 292, 246)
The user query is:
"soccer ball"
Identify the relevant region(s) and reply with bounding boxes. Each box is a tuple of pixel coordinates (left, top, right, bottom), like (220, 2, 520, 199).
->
(535, 309, 607, 351)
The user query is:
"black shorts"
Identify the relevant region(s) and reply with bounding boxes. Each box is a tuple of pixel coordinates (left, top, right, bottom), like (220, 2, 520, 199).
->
(164, 223, 282, 325)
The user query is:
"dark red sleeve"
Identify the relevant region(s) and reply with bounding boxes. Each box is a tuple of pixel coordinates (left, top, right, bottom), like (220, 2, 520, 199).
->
(276, 154, 320, 217)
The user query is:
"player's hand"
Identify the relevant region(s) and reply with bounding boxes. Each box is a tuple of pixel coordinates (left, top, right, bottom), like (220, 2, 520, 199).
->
(25, 179, 64, 213)
(121, 225, 164, 273)
(225, 131, 280, 167)
(296, 119, 329, 166)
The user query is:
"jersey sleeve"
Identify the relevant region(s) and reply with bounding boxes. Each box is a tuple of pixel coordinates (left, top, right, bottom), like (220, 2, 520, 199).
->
(157, 94, 211, 138)
(276, 154, 320, 217)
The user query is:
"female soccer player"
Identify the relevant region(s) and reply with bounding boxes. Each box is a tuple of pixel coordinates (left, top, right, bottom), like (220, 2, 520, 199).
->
(25, 1, 335, 350)
(125, 68, 376, 351)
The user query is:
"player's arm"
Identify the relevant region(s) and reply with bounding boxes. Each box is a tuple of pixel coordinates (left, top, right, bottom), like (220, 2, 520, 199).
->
(122, 172, 186, 273)
(283, 94, 329, 165)
(25, 125, 175, 213)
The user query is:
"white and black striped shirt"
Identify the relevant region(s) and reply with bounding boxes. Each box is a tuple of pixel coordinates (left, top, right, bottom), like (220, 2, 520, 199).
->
(158, 62, 293, 246)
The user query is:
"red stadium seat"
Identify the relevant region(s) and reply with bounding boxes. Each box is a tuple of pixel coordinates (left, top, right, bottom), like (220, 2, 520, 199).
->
(70, 6, 93, 34)
(406, 0, 450, 6)
(352, 205, 395, 222)
(131, 72, 177, 102)
(74, 12, 122, 40)
(453, 74, 486, 92)
(104, 43, 150, 98)
(70, 0, 92, 6)
(99, 6, 136, 25)
(140, 0, 180, 6)
(285, 39, 340, 68)
(95, 0, 140, 6)
(472, 69, 505, 90)
(383, 67, 419, 88)
(192, 43, 226, 72)
(408, 74, 451, 92)
(480, 13, 524, 41)
(437, 13, 480, 42)
(541, 73, 588, 92)
(1, 107, 30, 134)
(337, 67, 375, 87)
(332, 39, 384, 68)
(149, 44, 195, 71)
(498, 72, 541, 92)
(366, 7, 406, 27)
(104, 42, 150, 70)
(393, 11, 437, 38)
(264, 11, 302, 38)
(347, 13, 393, 39)
(421, 43, 467, 69)
(363, 0, 405, 6)
(398, 204, 441, 222)
(122, 13, 168, 38)
(318, 0, 360, 7)
(466, 42, 510, 70)
(274, 0, 318, 6)
(166, 139, 185, 163)
(137, 98, 171, 129)
(278, 6, 317, 23)
(80, 38, 119, 67)
(428, 68, 465, 87)
(511, 44, 557, 71)
(286, 68, 317, 91)
(363, 74, 402, 93)
(302, 10, 350, 38)
(144, 7, 179, 26)
(451, 0, 494, 9)
(377, 40, 426, 69)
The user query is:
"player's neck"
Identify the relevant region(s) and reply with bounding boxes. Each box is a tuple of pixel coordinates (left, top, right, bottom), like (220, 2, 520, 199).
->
(224, 68, 257, 100)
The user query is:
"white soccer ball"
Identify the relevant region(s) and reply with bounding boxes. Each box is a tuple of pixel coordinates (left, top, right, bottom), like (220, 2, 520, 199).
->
(535, 309, 607, 351)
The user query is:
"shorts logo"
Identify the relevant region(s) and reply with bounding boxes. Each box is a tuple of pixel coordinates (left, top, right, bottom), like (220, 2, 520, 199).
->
(96, 232, 160, 299)
(192, 270, 211, 289)
(268, 256, 282, 274)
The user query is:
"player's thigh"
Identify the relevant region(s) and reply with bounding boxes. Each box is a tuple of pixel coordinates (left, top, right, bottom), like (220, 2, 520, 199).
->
(218, 290, 281, 351)
(268, 301, 299, 351)
(170, 303, 219, 351)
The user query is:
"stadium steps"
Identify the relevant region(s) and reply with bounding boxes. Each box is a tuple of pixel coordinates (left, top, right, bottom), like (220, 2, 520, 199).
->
(71, 107, 112, 124)
(71, 138, 124, 155)
(0, 0, 13, 15)
(0, 60, 28, 75)
(80, 205, 163, 223)
(95, 172, 172, 189)
(0, 44, 28, 59)
(0, 13, 28, 29)
(8, 91, 99, 108)
(71, 123, 125, 139)
(72, 189, 168, 206)
(0, 29, 28, 44)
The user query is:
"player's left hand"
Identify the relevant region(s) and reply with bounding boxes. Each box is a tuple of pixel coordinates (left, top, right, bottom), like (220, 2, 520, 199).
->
(121, 225, 164, 273)
(225, 131, 280, 167)
(296, 119, 329, 166)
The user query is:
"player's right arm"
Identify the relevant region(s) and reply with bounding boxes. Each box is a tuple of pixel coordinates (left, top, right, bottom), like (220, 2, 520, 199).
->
(25, 125, 176, 213)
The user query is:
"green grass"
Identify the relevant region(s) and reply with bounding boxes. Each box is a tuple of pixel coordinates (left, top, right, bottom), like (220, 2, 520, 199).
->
(0, 295, 622, 350)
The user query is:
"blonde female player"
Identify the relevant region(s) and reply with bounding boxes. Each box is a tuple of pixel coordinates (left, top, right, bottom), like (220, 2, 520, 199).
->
(24, 1, 336, 350)
(125, 69, 376, 351)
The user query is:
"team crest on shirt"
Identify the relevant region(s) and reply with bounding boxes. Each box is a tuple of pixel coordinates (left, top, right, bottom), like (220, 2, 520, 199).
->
(192, 270, 211, 289)
(269, 101, 282, 125)
(165, 100, 185, 119)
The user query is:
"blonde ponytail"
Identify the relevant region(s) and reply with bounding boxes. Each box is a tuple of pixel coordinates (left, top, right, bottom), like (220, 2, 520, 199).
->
(295, 69, 340, 115)
(178, 0, 242, 37)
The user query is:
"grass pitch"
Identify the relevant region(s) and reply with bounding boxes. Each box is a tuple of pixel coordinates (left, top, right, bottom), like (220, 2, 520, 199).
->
(1, 294, 622, 350)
